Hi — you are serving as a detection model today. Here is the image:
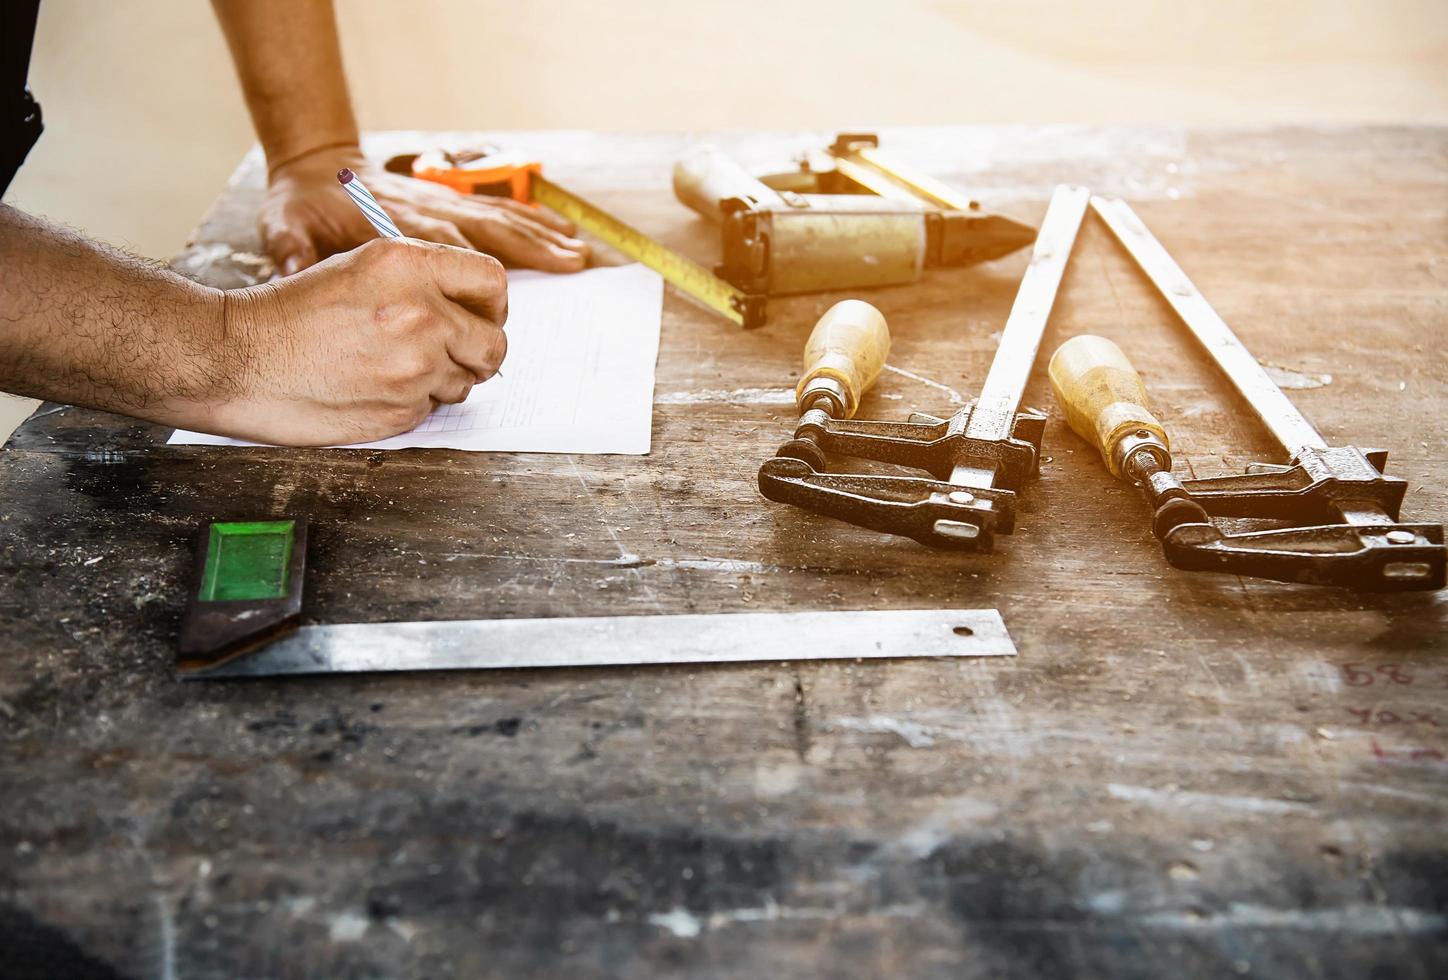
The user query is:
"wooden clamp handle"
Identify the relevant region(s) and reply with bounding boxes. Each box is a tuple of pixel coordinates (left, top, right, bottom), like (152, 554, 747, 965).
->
(797, 300, 891, 419)
(1048, 334, 1169, 479)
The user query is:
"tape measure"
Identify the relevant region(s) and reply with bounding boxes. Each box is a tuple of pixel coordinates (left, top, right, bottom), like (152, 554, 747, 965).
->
(408, 148, 766, 328)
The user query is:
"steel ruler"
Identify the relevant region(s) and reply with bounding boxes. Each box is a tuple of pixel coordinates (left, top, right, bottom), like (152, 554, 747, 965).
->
(183, 608, 1015, 679)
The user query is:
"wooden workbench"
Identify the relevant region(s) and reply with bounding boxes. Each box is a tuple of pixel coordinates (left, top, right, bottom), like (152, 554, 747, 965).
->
(1, 126, 1444, 978)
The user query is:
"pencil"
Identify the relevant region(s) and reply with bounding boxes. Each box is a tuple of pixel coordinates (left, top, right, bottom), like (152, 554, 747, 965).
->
(337, 168, 403, 238)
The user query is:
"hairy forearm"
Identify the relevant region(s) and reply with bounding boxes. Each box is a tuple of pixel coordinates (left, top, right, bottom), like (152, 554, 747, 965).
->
(211, 0, 359, 172)
(0, 205, 236, 426)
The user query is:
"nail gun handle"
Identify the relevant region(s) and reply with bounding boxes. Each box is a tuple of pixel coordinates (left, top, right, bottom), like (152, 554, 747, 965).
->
(672, 145, 784, 221)
(1049, 335, 1169, 480)
(797, 300, 891, 419)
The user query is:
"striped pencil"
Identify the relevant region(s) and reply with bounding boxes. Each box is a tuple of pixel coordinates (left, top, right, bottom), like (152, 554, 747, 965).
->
(337, 168, 403, 238)
(337, 167, 505, 378)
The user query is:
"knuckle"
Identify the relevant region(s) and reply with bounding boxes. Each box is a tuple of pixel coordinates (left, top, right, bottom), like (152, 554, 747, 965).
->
(479, 253, 506, 279)
(470, 252, 508, 291)
(375, 299, 436, 337)
(356, 236, 389, 258)
(389, 351, 433, 384)
(384, 403, 427, 431)
(359, 236, 412, 270)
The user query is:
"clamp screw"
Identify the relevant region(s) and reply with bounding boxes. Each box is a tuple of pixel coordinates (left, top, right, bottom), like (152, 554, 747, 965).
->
(948, 490, 975, 505)
(1386, 530, 1416, 544)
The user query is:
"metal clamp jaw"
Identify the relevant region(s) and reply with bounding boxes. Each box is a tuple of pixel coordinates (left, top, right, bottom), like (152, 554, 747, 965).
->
(1145, 446, 1446, 591)
(757, 403, 1046, 551)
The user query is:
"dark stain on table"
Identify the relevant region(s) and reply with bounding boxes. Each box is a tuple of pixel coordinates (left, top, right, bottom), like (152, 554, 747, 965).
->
(2, 126, 1446, 978)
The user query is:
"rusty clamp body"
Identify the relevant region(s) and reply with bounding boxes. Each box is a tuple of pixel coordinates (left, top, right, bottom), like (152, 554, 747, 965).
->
(758, 186, 1091, 552)
(1093, 196, 1446, 592)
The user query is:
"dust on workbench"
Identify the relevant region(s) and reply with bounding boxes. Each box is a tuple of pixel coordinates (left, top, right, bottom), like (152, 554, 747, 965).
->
(0, 126, 1444, 979)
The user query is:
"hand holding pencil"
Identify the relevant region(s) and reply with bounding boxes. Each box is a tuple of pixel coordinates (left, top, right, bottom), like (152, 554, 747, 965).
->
(338, 167, 506, 378)
(209, 229, 510, 445)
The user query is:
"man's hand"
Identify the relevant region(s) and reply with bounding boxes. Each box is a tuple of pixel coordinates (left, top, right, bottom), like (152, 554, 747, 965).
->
(262, 149, 589, 277)
(210, 0, 588, 276)
(0, 207, 506, 447)
(213, 237, 509, 445)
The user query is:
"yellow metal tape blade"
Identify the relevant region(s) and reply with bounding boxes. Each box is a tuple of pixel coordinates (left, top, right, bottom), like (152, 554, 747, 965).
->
(532, 175, 757, 327)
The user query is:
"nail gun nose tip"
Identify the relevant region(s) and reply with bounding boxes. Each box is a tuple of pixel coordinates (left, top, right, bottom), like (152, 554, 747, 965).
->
(1003, 219, 1038, 246)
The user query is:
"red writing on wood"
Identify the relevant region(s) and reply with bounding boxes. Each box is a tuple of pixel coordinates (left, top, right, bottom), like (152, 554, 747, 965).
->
(1370, 739, 1446, 764)
(1339, 663, 1415, 687)
(1346, 708, 1441, 727)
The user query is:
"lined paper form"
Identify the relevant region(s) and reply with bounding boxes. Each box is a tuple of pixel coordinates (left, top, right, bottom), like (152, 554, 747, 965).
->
(169, 263, 664, 454)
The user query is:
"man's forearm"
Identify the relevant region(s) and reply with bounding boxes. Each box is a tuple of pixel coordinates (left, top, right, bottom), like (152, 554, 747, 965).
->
(0, 205, 235, 426)
(211, 0, 359, 172)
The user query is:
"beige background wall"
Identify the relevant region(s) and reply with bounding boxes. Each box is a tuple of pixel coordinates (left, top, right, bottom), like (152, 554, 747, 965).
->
(2, 0, 1446, 440)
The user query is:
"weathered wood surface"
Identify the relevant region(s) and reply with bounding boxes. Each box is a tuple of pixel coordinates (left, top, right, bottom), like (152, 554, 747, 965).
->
(1, 126, 1445, 979)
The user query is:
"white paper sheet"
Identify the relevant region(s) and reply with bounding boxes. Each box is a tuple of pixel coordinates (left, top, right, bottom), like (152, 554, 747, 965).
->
(169, 263, 664, 454)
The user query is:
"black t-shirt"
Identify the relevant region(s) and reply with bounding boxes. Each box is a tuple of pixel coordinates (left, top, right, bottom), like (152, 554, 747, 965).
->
(1, 0, 43, 198)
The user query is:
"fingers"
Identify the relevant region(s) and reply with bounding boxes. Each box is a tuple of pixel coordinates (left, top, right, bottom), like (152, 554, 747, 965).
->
(262, 221, 321, 277)
(486, 196, 578, 236)
(505, 217, 591, 271)
(444, 310, 509, 381)
(435, 196, 589, 272)
(493, 209, 587, 254)
(364, 180, 589, 273)
(393, 213, 472, 251)
(430, 361, 480, 405)
(454, 210, 589, 273)
(406, 241, 510, 325)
